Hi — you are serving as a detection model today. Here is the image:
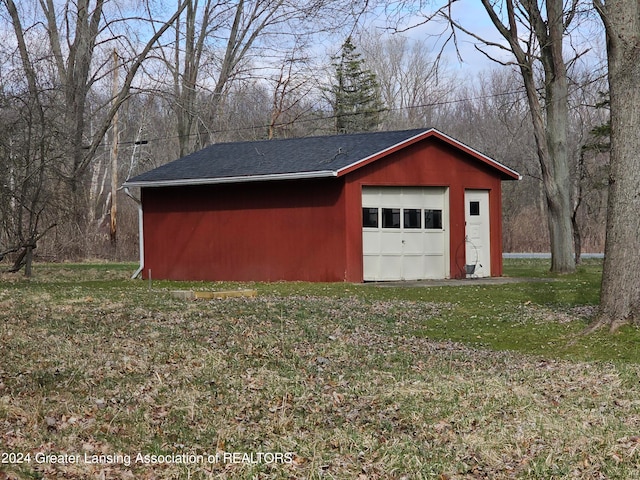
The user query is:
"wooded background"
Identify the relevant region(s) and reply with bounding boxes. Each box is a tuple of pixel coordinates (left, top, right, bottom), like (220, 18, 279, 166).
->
(0, 0, 610, 269)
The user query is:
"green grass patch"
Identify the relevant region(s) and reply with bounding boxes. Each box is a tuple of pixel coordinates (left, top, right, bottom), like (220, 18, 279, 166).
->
(1, 259, 640, 479)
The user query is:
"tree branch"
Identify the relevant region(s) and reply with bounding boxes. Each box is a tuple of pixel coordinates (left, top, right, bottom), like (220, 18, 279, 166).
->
(79, 2, 189, 176)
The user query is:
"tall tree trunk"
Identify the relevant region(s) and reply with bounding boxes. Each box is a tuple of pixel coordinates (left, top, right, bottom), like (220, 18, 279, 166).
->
(477, 0, 576, 274)
(591, 0, 640, 331)
(174, 0, 212, 157)
(540, 0, 576, 274)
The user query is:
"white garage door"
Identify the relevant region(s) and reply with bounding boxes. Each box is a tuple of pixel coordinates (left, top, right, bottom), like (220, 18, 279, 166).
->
(362, 187, 449, 281)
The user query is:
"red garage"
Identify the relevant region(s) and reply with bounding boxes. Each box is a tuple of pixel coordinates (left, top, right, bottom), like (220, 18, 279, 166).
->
(124, 128, 520, 282)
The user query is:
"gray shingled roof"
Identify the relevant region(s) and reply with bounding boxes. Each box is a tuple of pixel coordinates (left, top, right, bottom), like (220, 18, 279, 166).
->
(124, 128, 520, 187)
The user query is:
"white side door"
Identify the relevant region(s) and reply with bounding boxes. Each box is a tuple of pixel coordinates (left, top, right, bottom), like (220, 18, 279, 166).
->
(464, 190, 491, 277)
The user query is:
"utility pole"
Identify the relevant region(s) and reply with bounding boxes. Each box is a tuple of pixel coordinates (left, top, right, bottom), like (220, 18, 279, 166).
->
(110, 50, 119, 249)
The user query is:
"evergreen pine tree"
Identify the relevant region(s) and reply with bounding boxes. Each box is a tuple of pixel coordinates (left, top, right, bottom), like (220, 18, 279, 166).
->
(331, 37, 384, 134)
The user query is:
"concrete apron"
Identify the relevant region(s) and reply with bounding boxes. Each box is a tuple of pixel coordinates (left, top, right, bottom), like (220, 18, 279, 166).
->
(369, 277, 555, 287)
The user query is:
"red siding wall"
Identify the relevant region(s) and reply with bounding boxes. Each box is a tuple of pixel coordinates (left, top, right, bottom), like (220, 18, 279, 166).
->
(141, 136, 509, 282)
(342, 139, 504, 280)
(142, 179, 347, 281)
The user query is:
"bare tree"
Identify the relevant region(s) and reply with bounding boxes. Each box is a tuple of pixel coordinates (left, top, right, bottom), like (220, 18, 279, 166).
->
(589, 0, 640, 331)
(463, 0, 580, 273)
(360, 33, 455, 129)
(0, 74, 58, 275)
(266, 49, 317, 139)
(157, 0, 364, 155)
(394, 0, 599, 273)
(438, 68, 545, 252)
(162, 0, 219, 157)
(567, 68, 609, 262)
(1, 0, 187, 261)
(0, 2, 62, 273)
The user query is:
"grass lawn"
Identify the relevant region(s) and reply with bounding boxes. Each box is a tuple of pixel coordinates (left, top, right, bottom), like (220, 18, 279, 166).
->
(1, 259, 639, 479)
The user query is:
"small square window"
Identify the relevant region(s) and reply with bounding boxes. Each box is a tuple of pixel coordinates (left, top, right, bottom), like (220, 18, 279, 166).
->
(425, 209, 443, 229)
(382, 208, 401, 228)
(403, 209, 422, 229)
(362, 208, 378, 228)
(469, 201, 480, 216)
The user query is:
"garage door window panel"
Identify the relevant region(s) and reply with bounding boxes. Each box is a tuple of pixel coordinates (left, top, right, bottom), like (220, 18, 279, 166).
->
(382, 208, 401, 228)
(403, 209, 422, 229)
(362, 208, 379, 228)
(425, 209, 443, 229)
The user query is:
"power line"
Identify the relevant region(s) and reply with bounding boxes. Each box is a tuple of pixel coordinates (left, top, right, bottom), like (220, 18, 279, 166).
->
(120, 88, 529, 146)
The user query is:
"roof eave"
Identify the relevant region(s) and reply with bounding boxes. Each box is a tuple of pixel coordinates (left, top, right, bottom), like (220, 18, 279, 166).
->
(123, 170, 338, 188)
(335, 128, 521, 181)
(335, 129, 431, 177)
(431, 130, 522, 180)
